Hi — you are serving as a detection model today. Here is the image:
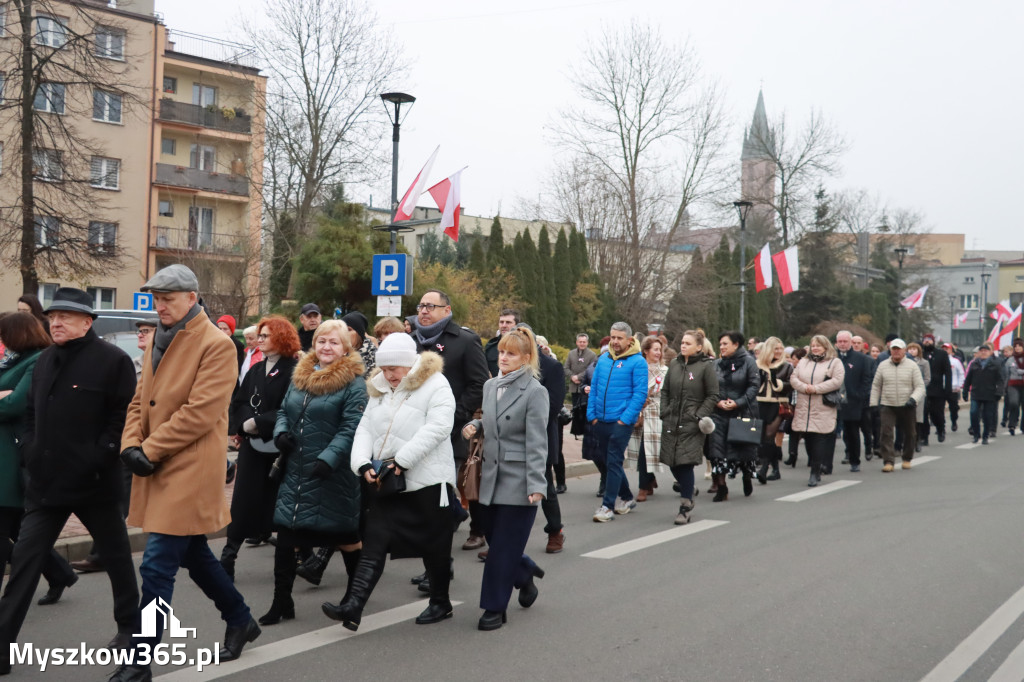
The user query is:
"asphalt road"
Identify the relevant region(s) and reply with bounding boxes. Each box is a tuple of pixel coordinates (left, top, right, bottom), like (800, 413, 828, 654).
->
(8, 424, 1024, 682)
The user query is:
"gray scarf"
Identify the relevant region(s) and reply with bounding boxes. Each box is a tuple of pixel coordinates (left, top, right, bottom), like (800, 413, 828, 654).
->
(414, 315, 451, 349)
(493, 366, 526, 400)
(152, 303, 202, 372)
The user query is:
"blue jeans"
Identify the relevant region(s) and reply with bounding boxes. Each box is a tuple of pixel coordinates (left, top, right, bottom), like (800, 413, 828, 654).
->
(594, 421, 633, 510)
(132, 533, 251, 656)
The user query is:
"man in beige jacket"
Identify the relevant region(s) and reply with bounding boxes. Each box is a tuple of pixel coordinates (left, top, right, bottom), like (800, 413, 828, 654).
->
(869, 338, 926, 472)
(110, 265, 259, 682)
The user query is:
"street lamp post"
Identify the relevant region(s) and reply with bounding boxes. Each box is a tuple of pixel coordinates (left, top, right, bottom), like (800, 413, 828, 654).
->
(733, 200, 753, 336)
(981, 269, 992, 341)
(894, 247, 908, 338)
(948, 295, 956, 341)
(381, 92, 416, 254)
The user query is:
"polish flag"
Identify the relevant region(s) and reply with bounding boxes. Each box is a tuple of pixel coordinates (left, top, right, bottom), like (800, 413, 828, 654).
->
(987, 319, 1003, 345)
(900, 285, 929, 310)
(394, 146, 439, 222)
(427, 167, 466, 241)
(953, 311, 969, 329)
(771, 247, 799, 295)
(990, 300, 1013, 321)
(754, 243, 772, 292)
(995, 304, 1022, 348)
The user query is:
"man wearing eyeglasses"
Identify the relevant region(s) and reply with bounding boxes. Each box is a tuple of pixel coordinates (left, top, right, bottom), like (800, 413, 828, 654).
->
(413, 289, 489, 550)
(132, 318, 158, 381)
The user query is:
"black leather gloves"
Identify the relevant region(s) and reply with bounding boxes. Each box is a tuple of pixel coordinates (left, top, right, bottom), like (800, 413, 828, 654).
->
(904, 397, 917, 408)
(274, 432, 296, 455)
(121, 447, 157, 477)
(311, 459, 332, 479)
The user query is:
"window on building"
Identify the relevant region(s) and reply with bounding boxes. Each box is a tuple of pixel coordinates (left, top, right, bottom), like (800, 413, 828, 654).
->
(90, 156, 119, 190)
(163, 76, 177, 94)
(92, 89, 122, 124)
(964, 276, 975, 284)
(158, 199, 173, 217)
(86, 286, 116, 310)
(189, 144, 215, 171)
(94, 26, 125, 60)
(38, 283, 59, 307)
(32, 149, 62, 182)
(87, 221, 117, 252)
(189, 206, 214, 247)
(191, 84, 216, 107)
(33, 82, 65, 114)
(0, 5, 7, 37)
(959, 294, 980, 310)
(161, 138, 176, 155)
(34, 15, 68, 48)
(34, 216, 59, 247)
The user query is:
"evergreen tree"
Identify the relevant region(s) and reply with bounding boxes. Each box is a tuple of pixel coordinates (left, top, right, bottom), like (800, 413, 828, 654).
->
(487, 216, 505, 269)
(469, 236, 486, 274)
(535, 226, 556, 334)
(553, 228, 574, 343)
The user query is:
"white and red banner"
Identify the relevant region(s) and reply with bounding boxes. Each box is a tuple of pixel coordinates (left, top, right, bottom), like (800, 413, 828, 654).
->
(771, 247, 799, 295)
(754, 243, 772, 292)
(394, 146, 439, 222)
(990, 300, 1013, 321)
(427, 167, 466, 242)
(953, 311, 969, 329)
(988, 319, 1003, 345)
(995, 304, 1022, 349)
(900, 285, 929, 310)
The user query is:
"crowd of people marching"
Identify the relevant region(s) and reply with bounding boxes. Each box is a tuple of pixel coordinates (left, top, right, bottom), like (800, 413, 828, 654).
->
(0, 262, 1022, 679)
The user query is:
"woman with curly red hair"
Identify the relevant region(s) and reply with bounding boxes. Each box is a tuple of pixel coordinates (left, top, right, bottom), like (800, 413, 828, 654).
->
(221, 316, 302, 578)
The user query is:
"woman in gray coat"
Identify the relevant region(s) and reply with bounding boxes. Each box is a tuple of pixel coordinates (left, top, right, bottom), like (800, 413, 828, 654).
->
(659, 329, 719, 525)
(463, 327, 548, 631)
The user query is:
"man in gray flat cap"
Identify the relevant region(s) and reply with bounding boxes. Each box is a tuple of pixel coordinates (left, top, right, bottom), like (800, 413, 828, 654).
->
(110, 265, 259, 682)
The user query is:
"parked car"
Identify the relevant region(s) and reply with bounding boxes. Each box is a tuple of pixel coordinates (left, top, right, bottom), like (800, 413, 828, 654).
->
(103, 331, 145, 361)
(92, 309, 158, 337)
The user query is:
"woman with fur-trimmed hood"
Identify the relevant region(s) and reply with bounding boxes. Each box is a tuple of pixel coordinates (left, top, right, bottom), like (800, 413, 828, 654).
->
(262, 320, 367, 627)
(321, 333, 457, 631)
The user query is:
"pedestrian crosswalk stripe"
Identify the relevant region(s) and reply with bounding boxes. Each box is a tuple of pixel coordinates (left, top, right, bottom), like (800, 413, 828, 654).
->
(156, 599, 461, 680)
(956, 442, 982, 450)
(775, 480, 861, 502)
(908, 455, 941, 466)
(581, 520, 729, 559)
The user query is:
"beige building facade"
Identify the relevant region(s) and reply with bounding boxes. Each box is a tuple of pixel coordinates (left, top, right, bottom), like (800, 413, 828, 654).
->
(0, 0, 265, 318)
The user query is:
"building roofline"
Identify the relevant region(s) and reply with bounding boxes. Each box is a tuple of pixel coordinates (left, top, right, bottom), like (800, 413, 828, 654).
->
(68, 0, 160, 25)
(163, 50, 263, 77)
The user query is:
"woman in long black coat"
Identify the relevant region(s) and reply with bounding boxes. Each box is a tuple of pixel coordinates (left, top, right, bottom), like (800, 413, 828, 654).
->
(709, 330, 760, 501)
(220, 316, 301, 579)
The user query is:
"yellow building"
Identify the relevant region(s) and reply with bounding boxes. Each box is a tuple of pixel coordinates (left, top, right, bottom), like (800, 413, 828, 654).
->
(0, 0, 265, 318)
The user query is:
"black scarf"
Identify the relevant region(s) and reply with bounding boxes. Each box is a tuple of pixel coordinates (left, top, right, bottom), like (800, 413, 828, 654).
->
(152, 304, 202, 372)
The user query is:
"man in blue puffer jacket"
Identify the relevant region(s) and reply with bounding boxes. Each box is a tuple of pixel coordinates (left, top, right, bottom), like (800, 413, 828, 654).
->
(588, 322, 648, 523)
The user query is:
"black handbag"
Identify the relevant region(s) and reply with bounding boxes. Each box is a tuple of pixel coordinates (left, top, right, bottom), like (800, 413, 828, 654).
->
(821, 360, 847, 409)
(371, 459, 407, 497)
(726, 416, 763, 446)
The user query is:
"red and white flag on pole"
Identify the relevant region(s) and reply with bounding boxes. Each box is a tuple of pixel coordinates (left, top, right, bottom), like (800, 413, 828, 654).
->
(953, 311, 969, 329)
(754, 243, 772, 292)
(988, 318, 1003, 345)
(996, 304, 1022, 349)
(394, 146, 439, 222)
(427, 167, 466, 242)
(771, 247, 799, 295)
(990, 300, 1013, 321)
(900, 285, 929, 310)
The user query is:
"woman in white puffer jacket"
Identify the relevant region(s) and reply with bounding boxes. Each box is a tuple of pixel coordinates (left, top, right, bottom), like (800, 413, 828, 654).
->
(322, 333, 456, 631)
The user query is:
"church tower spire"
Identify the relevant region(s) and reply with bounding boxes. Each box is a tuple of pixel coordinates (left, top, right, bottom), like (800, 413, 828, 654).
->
(740, 89, 776, 234)
(742, 89, 773, 161)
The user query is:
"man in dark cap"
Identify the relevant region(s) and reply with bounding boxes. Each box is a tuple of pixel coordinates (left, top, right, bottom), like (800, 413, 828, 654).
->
(920, 333, 951, 444)
(110, 265, 259, 681)
(342, 310, 376, 372)
(297, 303, 321, 352)
(0, 288, 139, 675)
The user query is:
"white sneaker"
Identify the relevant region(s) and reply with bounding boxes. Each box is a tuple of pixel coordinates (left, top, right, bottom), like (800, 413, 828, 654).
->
(614, 498, 637, 515)
(593, 506, 614, 523)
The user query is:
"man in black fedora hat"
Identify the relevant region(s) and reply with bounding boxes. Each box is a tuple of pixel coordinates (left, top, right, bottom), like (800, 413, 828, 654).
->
(0, 287, 139, 675)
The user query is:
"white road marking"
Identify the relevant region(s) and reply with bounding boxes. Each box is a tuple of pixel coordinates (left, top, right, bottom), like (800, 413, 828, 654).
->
(989, 637, 1024, 682)
(581, 519, 728, 559)
(157, 599, 460, 680)
(908, 455, 940, 466)
(920, 583, 1024, 682)
(956, 442, 982, 450)
(775, 480, 860, 502)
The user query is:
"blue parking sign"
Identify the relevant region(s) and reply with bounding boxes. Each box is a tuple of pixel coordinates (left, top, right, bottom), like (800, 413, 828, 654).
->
(133, 292, 153, 311)
(371, 255, 413, 296)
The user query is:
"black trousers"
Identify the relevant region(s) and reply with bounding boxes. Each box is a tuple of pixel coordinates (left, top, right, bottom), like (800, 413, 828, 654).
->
(924, 395, 946, 436)
(0, 502, 138, 651)
(842, 419, 863, 465)
(947, 391, 960, 426)
(0, 508, 73, 590)
(85, 464, 134, 563)
(552, 427, 566, 486)
(803, 432, 835, 476)
(541, 415, 563, 534)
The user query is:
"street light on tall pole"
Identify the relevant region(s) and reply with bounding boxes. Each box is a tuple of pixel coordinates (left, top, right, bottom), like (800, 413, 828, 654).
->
(381, 92, 416, 254)
(948, 295, 957, 341)
(894, 247, 908, 338)
(981, 268, 992, 340)
(733, 200, 753, 336)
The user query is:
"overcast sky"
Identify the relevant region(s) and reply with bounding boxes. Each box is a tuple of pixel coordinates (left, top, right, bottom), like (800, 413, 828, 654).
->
(159, 0, 1022, 250)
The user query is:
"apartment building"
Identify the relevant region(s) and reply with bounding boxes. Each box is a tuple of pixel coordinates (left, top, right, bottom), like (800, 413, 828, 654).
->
(0, 0, 265, 318)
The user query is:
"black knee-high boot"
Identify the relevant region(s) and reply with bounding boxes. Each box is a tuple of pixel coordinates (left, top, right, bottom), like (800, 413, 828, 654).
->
(767, 445, 782, 480)
(339, 548, 361, 603)
(296, 547, 335, 586)
(756, 443, 770, 484)
(259, 544, 296, 625)
(321, 554, 384, 631)
(220, 536, 243, 581)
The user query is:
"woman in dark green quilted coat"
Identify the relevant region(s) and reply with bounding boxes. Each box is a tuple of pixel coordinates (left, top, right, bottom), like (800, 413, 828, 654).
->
(260, 320, 367, 626)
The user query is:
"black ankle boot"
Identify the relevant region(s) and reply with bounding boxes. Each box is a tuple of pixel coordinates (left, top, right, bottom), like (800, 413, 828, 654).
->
(712, 475, 728, 502)
(742, 473, 753, 497)
(296, 547, 335, 586)
(258, 596, 295, 625)
(756, 460, 768, 484)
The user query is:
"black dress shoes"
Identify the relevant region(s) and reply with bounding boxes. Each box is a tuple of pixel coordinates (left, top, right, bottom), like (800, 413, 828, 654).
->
(415, 601, 454, 624)
(108, 665, 152, 681)
(218, 617, 261, 661)
(38, 573, 78, 605)
(518, 579, 539, 608)
(478, 610, 507, 631)
(70, 558, 105, 573)
(107, 631, 132, 650)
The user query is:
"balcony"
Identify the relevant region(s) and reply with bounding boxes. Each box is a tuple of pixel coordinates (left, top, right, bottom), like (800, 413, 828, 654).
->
(159, 99, 252, 134)
(155, 163, 248, 197)
(165, 30, 260, 70)
(152, 226, 246, 257)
